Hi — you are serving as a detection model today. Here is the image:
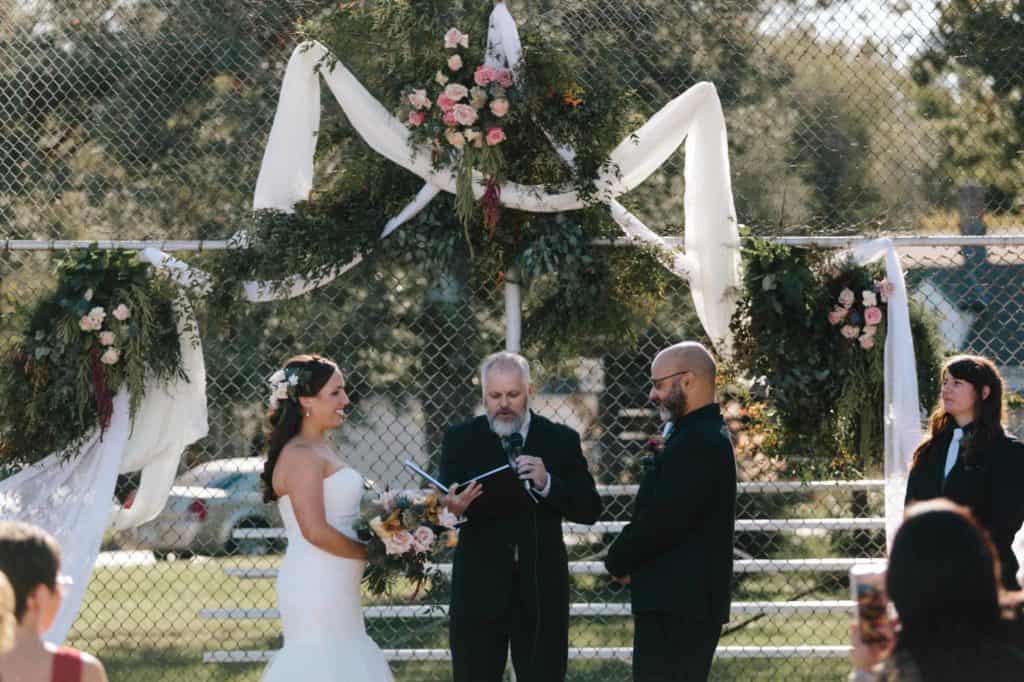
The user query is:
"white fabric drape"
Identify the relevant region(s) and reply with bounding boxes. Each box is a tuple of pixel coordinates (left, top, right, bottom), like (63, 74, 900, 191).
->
(848, 239, 922, 550)
(243, 2, 742, 354)
(0, 258, 208, 643)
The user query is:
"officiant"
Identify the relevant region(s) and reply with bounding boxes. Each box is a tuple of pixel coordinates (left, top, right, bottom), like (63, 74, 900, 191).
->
(438, 351, 602, 682)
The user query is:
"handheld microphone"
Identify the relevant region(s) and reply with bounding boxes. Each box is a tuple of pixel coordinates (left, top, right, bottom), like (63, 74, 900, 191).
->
(504, 432, 531, 497)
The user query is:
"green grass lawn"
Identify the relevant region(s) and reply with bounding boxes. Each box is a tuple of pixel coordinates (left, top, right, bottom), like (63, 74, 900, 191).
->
(68, 557, 854, 681)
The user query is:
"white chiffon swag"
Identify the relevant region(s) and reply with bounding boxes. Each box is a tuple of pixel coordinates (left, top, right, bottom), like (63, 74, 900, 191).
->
(0, 258, 208, 644)
(848, 239, 922, 549)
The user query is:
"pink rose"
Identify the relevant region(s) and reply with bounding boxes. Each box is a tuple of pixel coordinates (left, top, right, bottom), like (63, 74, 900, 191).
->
(443, 83, 469, 102)
(447, 54, 463, 71)
(383, 530, 414, 556)
(489, 97, 509, 117)
(436, 94, 455, 113)
(112, 304, 129, 321)
(444, 28, 469, 49)
(408, 110, 427, 127)
(79, 315, 96, 332)
(453, 103, 478, 126)
(827, 306, 847, 326)
(474, 65, 494, 86)
(840, 325, 860, 339)
(875, 278, 895, 303)
(485, 127, 506, 146)
(412, 526, 436, 553)
(859, 334, 875, 350)
(443, 111, 458, 127)
(838, 288, 855, 308)
(495, 69, 513, 88)
(445, 129, 465, 148)
(864, 306, 883, 325)
(100, 348, 120, 365)
(407, 89, 431, 110)
(99, 331, 116, 346)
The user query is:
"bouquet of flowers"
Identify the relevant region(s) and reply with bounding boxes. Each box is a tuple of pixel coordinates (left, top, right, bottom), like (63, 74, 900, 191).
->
(396, 26, 516, 234)
(827, 278, 895, 351)
(355, 485, 460, 596)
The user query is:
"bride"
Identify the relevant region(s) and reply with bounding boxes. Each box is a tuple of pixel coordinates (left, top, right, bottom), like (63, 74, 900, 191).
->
(259, 354, 393, 681)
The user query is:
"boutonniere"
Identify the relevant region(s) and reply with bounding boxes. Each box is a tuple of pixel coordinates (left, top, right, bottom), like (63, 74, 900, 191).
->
(645, 435, 665, 455)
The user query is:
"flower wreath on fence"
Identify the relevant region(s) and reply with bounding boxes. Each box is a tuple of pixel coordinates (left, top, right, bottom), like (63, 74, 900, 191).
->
(729, 237, 945, 476)
(207, 1, 682, 361)
(0, 247, 192, 466)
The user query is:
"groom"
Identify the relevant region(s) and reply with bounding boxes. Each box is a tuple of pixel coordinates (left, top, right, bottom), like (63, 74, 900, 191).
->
(605, 341, 736, 681)
(439, 351, 602, 682)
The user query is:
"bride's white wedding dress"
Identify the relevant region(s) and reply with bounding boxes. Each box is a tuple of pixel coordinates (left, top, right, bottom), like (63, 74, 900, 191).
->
(261, 467, 394, 681)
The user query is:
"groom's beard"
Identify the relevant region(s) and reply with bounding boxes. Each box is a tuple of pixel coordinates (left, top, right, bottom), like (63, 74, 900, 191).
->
(487, 405, 528, 437)
(659, 381, 687, 424)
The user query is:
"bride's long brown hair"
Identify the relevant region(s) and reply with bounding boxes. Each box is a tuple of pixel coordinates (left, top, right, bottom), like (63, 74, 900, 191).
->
(260, 354, 339, 502)
(911, 355, 1005, 468)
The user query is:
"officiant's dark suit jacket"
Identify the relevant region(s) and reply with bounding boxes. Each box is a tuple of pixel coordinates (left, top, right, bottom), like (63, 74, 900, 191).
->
(605, 403, 736, 622)
(439, 411, 602, 681)
(905, 426, 1024, 590)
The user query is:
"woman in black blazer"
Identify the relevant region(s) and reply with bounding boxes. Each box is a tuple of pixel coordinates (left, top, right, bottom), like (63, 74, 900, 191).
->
(905, 354, 1024, 589)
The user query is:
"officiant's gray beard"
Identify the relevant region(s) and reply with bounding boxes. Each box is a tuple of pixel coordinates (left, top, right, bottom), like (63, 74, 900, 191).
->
(487, 404, 528, 437)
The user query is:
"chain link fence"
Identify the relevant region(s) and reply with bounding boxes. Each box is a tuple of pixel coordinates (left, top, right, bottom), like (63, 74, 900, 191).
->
(3, 0, 1024, 680)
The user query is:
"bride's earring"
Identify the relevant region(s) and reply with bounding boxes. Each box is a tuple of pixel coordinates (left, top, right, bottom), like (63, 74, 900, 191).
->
(305, 410, 311, 417)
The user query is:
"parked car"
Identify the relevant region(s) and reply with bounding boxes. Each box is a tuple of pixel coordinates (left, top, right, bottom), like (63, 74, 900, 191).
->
(127, 458, 282, 559)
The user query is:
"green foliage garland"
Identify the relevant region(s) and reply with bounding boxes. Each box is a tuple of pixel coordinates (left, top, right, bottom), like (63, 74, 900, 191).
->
(0, 247, 189, 466)
(207, 1, 671, 361)
(729, 237, 944, 476)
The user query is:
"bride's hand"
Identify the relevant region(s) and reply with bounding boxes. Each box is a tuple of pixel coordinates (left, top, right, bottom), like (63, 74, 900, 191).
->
(442, 481, 483, 516)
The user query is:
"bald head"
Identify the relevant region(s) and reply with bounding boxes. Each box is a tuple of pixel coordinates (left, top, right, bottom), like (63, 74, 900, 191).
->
(649, 342, 717, 418)
(652, 342, 717, 384)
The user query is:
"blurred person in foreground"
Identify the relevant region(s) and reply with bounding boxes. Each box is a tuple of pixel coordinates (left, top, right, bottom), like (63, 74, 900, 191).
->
(0, 521, 108, 682)
(905, 354, 1024, 589)
(849, 499, 1024, 682)
(0, 570, 14, 655)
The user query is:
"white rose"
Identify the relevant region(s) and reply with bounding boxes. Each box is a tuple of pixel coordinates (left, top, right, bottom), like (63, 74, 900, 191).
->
(435, 70, 449, 86)
(438, 507, 459, 529)
(445, 129, 466, 149)
(443, 83, 469, 102)
(88, 306, 106, 325)
(100, 348, 120, 365)
(862, 291, 878, 307)
(112, 304, 131, 321)
(83, 288, 94, 302)
(269, 370, 286, 385)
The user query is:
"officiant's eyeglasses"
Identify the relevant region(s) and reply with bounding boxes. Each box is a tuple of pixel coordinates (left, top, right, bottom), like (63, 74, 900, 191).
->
(651, 369, 692, 388)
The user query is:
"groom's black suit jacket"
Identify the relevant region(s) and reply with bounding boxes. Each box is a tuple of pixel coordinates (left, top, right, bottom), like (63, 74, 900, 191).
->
(605, 403, 736, 623)
(438, 412, 602, 619)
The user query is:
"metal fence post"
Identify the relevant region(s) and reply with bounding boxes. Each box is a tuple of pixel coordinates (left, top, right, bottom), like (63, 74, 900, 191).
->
(505, 265, 522, 353)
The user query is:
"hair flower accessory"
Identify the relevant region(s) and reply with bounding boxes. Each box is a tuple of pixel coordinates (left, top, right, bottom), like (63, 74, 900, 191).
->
(268, 367, 303, 409)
